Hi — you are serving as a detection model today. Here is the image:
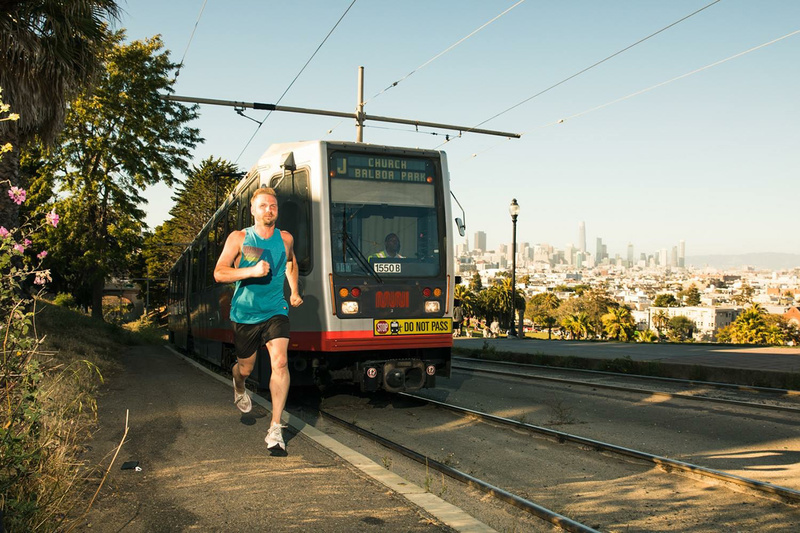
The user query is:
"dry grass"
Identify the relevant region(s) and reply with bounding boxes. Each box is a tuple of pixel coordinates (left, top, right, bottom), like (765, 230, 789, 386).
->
(1, 299, 159, 532)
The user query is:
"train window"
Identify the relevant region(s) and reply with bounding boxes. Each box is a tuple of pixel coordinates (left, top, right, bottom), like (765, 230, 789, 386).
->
(205, 232, 215, 288)
(214, 213, 226, 260)
(226, 198, 239, 233)
(329, 152, 443, 278)
(195, 238, 207, 291)
(269, 169, 312, 275)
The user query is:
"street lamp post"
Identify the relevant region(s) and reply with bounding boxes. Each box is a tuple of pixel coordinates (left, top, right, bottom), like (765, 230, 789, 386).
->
(508, 199, 520, 338)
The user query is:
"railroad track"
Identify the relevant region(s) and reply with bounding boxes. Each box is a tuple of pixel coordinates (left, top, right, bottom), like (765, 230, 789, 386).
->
(402, 393, 800, 504)
(317, 407, 601, 533)
(298, 390, 800, 532)
(452, 356, 800, 413)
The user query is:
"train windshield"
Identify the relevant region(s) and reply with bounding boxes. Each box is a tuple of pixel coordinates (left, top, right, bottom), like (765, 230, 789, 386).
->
(329, 151, 442, 278)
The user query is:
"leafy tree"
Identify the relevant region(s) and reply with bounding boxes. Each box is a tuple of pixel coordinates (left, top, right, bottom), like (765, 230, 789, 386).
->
(732, 284, 754, 306)
(0, 0, 120, 228)
(525, 292, 561, 339)
(142, 157, 240, 301)
(469, 271, 482, 291)
(37, 32, 201, 318)
(573, 284, 591, 296)
(653, 293, 679, 307)
(601, 305, 635, 341)
(667, 315, 694, 342)
(679, 284, 702, 306)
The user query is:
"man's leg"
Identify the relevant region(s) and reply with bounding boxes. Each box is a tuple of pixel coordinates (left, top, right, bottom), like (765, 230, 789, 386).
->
(265, 337, 290, 426)
(232, 352, 256, 413)
(233, 352, 256, 393)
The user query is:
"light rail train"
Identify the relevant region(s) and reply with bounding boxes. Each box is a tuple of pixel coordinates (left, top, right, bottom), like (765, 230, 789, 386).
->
(167, 140, 460, 392)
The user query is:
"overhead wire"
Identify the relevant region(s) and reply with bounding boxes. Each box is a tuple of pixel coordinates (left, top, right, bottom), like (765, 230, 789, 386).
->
(174, 0, 209, 81)
(324, 0, 526, 139)
(436, 0, 722, 149)
(235, 0, 358, 162)
(365, 0, 527, 105)
(462, 28, 800, 162)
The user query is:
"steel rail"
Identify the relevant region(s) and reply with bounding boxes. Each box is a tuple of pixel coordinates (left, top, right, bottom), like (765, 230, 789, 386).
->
(403, 394, 800, 504)
(452, 361, 800, 414)
(453, 355, 800, 397)
(318, 408, 601, 533)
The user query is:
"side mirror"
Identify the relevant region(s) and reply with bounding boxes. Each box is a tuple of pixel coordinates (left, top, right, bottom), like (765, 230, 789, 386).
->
(455, 217, 466, 237)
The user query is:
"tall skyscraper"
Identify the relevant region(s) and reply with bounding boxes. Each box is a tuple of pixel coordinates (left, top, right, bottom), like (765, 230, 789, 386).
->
(474, 231, 486, 252)
(678, 240, 686, 268)
(578, 221, 586, 253)
(626, 243, 634, 266)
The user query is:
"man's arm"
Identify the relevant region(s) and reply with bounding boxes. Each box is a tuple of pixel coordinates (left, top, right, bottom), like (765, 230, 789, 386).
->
(214, 230, 270, 283)
(281, 231, 303, 307)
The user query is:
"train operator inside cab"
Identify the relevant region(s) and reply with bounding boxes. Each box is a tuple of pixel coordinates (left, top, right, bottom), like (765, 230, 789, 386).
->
(372, 232, 404, 259)
(214, 186, 303, 456)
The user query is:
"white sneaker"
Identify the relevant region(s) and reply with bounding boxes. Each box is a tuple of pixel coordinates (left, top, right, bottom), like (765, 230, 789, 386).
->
(233, 377, 252, 413)
(265, 422, 287, 454)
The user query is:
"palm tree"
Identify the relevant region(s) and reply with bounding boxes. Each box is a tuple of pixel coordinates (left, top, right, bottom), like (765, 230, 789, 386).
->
(602, 305, 635, 341)
(652, 310, 669, 337)
(561, 314, 580, 340)
(575, 311, 593, 340)
(634, 329, 658, 343)
(0, 0, 120, 227)
(542, 315, 558, 340)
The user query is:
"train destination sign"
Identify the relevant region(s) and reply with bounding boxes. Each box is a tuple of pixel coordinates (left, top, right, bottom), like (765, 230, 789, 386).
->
(331, 152, 432, 183)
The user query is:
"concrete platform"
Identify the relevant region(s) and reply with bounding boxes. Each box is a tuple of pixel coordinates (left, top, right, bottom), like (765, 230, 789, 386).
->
(75, 345, 493, 532)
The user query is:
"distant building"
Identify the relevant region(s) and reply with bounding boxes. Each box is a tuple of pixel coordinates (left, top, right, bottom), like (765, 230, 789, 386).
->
(578, 221, 586, 253)
(648, 306, 741, 341)
(474, 231, 486, 252)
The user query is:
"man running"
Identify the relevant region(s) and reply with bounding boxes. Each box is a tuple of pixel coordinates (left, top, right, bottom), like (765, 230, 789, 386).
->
(214, 186, 303, 455)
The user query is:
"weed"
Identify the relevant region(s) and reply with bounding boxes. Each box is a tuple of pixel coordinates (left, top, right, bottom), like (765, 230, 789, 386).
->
(546, 395, 577, 425)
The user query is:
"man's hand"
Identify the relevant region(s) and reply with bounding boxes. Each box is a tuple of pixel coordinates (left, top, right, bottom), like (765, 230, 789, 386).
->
(289, 292, 303, 307)
(250, 260, 270, 278)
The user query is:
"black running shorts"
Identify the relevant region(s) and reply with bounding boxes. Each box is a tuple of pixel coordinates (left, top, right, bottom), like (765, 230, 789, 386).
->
(232, 315, 291, 359)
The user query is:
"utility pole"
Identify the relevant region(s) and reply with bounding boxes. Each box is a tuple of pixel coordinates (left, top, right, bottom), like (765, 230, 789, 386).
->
(356, 66, 365, 142)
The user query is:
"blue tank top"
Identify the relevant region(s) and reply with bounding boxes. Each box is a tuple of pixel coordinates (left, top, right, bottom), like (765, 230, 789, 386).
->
(230, 226, 288, 324)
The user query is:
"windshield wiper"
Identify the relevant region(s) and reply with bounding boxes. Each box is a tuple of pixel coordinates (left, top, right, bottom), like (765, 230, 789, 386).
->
(341, 207, 382, 283)
(344, 232, 383, 284)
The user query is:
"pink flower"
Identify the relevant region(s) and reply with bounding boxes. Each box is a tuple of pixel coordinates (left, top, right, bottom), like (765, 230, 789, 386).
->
(8, 187, 26, 205)
(23, 238, 31, 247)
(0, 226, 8, 238)
(37, 250, 48, 259)
(46, 209, 59, 227)
(13, 243, 24, 253)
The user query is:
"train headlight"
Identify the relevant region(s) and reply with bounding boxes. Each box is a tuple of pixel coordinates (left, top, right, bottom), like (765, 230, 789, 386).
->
(341, 301, 359, 314)
(424, 301, 440, 313)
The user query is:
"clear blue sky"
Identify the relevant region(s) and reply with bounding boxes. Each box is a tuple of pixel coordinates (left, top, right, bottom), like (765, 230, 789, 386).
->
(118, 0, 800, 257)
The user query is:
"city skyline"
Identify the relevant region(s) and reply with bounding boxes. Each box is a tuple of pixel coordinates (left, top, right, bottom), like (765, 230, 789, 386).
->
(462, 219, 800, 271)
(115, 2, 800, 256)
(466, 220, 688, 265)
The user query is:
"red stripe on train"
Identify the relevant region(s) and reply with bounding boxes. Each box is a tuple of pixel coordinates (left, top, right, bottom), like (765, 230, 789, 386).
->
(194, 328, 452, 351)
